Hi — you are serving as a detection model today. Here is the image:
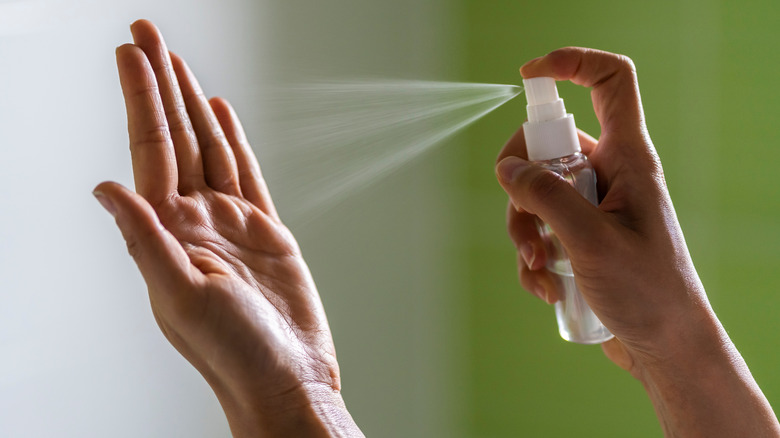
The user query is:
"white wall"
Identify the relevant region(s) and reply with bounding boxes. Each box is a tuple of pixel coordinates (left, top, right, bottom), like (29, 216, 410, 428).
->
(0, 1, 262, 436)
(0, 1, 464, 437)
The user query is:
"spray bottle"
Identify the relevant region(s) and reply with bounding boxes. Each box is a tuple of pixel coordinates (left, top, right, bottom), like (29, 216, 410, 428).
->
(522, 77, 613, 344)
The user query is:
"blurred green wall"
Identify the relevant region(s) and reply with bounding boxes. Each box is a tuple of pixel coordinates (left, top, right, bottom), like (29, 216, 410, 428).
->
(460, 0, 780, 436)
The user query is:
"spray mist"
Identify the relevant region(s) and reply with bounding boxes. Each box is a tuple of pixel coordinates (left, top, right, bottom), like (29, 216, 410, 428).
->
(522, 77, 613, 344)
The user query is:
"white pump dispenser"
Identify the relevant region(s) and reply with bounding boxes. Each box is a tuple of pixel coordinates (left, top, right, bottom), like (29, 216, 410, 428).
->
(523, 77, 581, 161)
(522, 77, 613, 345)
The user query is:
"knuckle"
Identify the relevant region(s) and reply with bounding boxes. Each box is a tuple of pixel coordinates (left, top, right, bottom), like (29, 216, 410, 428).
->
(201, 132, 230, 152)
(123, 218, 167, 263)
(615, 53, 637, 74)
(545, 48, 566, 62)
(544, 47, 578, 76)
(130, 84, 160, 101)
(183, 89, 207, 107)
(166, 109, 195, 136)
(507, 209, 536, 248)
(525, 170, 562, 201)
(125, 236, 143, 259)
(135, 125, 171, 147)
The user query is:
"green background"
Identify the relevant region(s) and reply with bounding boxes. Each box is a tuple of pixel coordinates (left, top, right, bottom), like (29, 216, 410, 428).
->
(7, 1, 774, 435)
(460, 0, 780, 436)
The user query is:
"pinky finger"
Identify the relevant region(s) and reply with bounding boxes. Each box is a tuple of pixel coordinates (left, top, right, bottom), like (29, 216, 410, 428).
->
(209, 97, 279, 220)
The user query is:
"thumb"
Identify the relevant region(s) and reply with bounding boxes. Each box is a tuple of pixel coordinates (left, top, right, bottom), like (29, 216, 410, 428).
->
(93, 181, 195, 293)
(496, 156, 605, 253)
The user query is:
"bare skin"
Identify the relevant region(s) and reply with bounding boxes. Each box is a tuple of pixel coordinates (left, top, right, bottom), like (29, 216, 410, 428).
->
(496, 47, 780, 437)
(93, 20, 363, 437)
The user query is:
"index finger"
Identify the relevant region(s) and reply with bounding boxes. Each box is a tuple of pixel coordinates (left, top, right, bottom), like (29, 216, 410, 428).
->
(520, 47, 646, 142)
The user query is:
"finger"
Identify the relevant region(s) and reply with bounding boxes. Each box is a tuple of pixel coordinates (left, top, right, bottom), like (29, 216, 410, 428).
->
(496, 156, 605, 254)
(520, 47, 646, 142)
(93, 181, 200, 298)
(506, 202, 546, 271)
(499, 124, 529, 160)
(577, 129, 598, 156)
(130, 19, 204, 193)
(210, 97, 280, 219)
(170, 53, 241, 196)
(116, 44, 177, 203)
(519, 264, 560, 304)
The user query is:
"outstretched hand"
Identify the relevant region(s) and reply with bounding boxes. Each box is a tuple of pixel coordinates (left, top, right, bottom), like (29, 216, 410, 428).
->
(94, 20, 362, 438)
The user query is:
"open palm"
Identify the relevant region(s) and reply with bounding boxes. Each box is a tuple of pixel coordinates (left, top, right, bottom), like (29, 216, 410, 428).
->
(94, 21, 348, 435)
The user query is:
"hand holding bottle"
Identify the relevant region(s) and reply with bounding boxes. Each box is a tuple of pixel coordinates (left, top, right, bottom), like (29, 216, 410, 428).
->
(495, 47, 780, 436)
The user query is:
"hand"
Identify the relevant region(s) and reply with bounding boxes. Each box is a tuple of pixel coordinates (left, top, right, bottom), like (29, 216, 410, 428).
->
(498, 48, 698, 371)
(496, 47, 780, 436)
(93, 20, 363, 438)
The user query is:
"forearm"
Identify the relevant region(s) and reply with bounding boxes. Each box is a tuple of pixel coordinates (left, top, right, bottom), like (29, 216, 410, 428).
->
(637, 309, 780, 437)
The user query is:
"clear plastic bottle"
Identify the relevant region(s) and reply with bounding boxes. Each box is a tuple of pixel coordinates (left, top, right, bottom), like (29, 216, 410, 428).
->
(522, 77, 613, 344)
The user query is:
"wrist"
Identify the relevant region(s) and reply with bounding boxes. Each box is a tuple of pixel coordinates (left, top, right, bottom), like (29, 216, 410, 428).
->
(635, 302, 726, 377)
(632, 298, 741, 393)
(631, 304, 780, 436)
(214, 380, 364, 438)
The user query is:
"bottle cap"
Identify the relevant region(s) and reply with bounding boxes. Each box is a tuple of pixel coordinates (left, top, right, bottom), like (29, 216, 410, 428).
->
(522, 77, 581, 161)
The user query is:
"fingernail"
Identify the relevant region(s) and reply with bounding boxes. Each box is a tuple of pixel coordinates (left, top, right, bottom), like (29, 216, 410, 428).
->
(93, 190, 117, 217)
(496, 156, 528, 183)
(520, 244, 536, 270)
(519, 56, 542, 76)
(534, 286, 547, 302)
(535, 286, 555, 305)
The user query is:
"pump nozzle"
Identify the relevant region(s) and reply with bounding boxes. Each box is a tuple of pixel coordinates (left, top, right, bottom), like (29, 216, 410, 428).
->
(524, 77, 559, 106)
(523, 77, 567, 123)
(522, 77, 579, 161)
